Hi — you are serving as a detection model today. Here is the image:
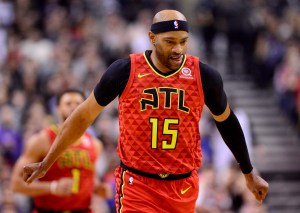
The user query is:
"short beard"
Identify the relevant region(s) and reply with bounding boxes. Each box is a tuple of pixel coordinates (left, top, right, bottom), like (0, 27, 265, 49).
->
(154, 48, 174, 71)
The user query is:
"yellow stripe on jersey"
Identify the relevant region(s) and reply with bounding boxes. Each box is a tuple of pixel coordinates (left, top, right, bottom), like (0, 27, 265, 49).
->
(212, 103, 230, 122)
(49, 124, 59, 134)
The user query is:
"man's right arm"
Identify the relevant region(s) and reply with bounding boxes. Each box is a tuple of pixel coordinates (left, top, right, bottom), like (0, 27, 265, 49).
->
(22, 58, 129, 184)
(23, 93, 104, 184)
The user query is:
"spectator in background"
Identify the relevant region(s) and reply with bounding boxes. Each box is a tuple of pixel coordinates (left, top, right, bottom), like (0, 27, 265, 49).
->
(252, 9, 284, 88)
(0, 0, 14, 67)
(274, 40, 300, 125)
(21, 100, 52, 142)
(126, 9, 153, 53)
(194, 0, 218, 63)
(0, 104, 23, 166)
(216, 0, 258, 76)
(99, 12, 129, 64)
(196, 165, 231, 213)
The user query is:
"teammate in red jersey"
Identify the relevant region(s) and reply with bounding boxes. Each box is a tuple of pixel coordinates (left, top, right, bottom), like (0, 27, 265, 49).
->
(22, 10, 268, 213)
(11, 89, 111, 213)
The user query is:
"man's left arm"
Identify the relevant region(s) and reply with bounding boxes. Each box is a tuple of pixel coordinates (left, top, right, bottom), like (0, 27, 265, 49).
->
(201, 62, 269, 203)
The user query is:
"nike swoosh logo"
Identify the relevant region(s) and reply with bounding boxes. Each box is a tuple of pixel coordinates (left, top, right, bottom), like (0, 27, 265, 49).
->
(181, 186, 192, 195)
(138, 73, 151, 78)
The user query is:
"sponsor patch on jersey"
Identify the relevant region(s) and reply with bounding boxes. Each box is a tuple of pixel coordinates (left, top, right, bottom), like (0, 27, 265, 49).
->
(179, 67, 194, 80)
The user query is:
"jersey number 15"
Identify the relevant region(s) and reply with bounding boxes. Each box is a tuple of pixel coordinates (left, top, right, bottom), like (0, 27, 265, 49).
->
(149, 118, 179, 150)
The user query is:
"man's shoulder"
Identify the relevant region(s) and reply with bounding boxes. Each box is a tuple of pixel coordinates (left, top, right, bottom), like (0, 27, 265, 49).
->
(108, 57, 131, 72)
(114, 57, 131, 64)
(24, 129, 51, 157)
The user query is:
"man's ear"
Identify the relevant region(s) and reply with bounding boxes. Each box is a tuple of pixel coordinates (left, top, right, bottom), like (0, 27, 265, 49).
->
(148, 31, 156, 45)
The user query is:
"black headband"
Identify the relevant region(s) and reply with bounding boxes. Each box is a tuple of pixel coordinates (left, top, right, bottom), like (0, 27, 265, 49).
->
(150, 20, 189, 34)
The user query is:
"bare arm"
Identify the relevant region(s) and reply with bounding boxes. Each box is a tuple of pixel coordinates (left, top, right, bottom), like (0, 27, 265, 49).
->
(23, 92, 104, 183)
(10, 131, 52, 196)
(244, 172, 269, 203)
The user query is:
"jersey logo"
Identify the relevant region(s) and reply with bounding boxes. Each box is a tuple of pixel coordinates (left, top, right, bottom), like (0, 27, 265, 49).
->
(180, 186, 192, 195)
(174, 20, 179, 29)
(129, 176, 134, 185)
(158, 173, 169, 178)
(138, 73, 151, 78)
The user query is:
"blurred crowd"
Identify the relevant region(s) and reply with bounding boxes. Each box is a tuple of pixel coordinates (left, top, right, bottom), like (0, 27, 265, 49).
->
(0, 0, 300, 212)
(194, 0, 300, 131)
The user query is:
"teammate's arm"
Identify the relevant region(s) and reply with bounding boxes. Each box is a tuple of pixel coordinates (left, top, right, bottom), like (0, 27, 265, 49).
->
(11, 131, 74, 196)
(23, 93, 104, 183)
(41, 59, 130, 173)
(23, 59, 129, 184)
(11, 131, 53, 196)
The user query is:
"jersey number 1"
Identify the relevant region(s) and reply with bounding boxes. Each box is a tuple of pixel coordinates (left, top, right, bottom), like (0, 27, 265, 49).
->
(71, 168, 80, 193)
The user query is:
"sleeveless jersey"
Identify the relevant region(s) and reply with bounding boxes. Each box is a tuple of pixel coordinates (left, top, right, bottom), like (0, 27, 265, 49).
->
(34, 125, 97, 211)
(118, 53, 204, 174)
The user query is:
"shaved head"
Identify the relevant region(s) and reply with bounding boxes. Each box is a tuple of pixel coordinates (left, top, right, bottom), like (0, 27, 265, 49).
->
(152, 10, 187, 23)
(148, 10, 189, 72)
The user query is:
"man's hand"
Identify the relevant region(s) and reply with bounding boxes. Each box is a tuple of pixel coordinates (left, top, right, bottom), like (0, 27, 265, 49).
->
(94, 182, 114, 199)
(244, 172, 269, 203)
(51, 178, 74, 196)
(23, 162, 47, 184)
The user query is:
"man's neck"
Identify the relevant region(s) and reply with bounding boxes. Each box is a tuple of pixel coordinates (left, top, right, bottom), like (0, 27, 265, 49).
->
(149, 51, 172, 73)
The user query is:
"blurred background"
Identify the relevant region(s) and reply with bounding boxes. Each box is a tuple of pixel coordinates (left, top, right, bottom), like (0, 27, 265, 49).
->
(0, 0, 300, 212)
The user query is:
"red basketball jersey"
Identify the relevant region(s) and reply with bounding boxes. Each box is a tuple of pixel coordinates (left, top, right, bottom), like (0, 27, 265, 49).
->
(34, 125, 97, 211)
(118, 53, 204, 174)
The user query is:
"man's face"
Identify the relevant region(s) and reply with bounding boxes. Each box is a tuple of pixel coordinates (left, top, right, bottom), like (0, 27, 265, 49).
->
(153, 31, 189, 71)
(57, 93, 84, 121)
